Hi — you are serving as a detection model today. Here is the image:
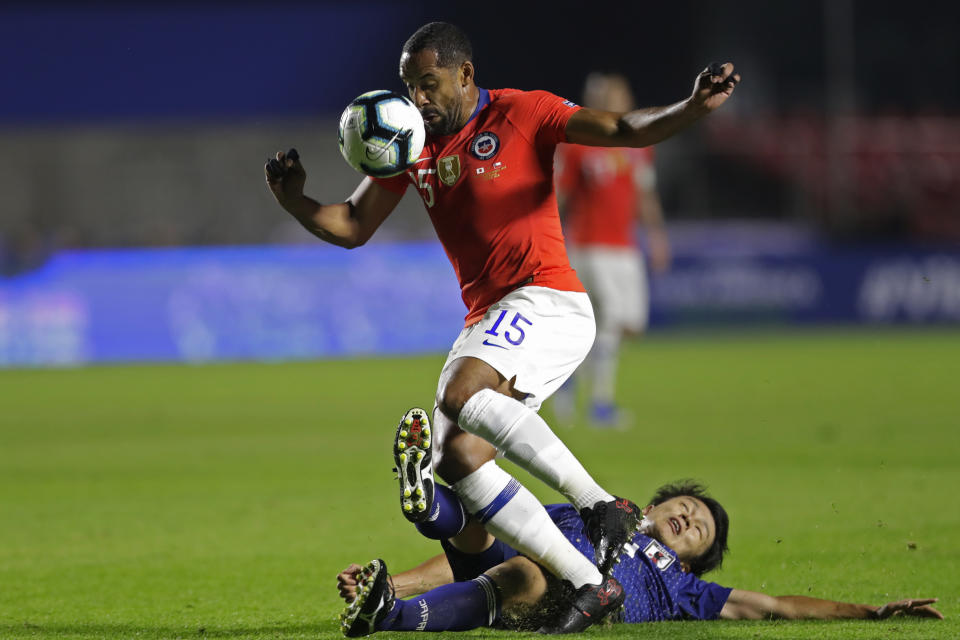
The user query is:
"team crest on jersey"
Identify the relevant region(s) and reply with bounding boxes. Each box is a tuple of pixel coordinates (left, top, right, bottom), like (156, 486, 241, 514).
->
(470, 131, 500, 160)
(438, 154, 461, 186)
(643, 540, 676, 571)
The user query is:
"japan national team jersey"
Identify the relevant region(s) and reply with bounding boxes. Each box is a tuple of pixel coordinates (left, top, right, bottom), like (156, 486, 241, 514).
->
(373, 88, 585, 326)
(545, 504, 732, 622)
(555, 144, 655, 248)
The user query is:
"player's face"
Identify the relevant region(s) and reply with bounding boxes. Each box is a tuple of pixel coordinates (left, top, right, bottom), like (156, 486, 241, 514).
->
(644, 496, 715, 569)
(399, 49, 470, 137)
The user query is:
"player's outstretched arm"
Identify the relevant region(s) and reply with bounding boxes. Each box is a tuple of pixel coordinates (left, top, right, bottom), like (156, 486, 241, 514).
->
(264, 149, 402, 248)
(336, 554, 455, 603)
(389, 553, 455, 599)
(566, 63, 740, 148)
(720, 589, 943, 620)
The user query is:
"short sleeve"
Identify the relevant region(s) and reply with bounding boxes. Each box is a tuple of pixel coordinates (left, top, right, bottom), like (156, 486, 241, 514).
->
(504, 90, 581, 148)
(370, 172, 411, 195)
(675, 573, 733, 620)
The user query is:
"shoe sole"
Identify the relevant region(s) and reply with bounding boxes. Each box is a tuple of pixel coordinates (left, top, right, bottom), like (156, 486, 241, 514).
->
(536, 577, 625, 633)
(340, 558, 390, 637)
(599, 498, 643, 575)
(394, 407, 435, 523)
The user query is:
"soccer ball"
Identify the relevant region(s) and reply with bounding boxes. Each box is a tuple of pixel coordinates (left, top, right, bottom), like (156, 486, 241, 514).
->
(338, 90, 426, 178)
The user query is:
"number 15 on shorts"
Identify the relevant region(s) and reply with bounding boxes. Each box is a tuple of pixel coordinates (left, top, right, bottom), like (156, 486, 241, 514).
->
(482, 310, 532, 348)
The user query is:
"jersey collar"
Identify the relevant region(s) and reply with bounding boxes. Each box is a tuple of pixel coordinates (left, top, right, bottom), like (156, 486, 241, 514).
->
(427, 88, 490, 144)
(465, 87, 490, 126)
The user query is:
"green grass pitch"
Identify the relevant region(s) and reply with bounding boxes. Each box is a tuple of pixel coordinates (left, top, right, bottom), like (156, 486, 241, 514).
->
(1, 328, 957, 639)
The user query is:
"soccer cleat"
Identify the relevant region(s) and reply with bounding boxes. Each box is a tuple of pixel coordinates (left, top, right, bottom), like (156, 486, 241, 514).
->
(394, 407, 435, 523)
(339, 558, 396, 637)
(580, 497, 642, 575)
(536, 577, 625, 634)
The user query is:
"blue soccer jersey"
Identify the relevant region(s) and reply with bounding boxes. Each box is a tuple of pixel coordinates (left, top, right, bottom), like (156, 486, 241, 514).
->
(543, 504, 732, 622)
(442, 503, 731, 624)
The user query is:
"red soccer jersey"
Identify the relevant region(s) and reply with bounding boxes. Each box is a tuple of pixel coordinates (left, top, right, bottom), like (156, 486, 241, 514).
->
(373, 88, 585, 326)
(555, 144, 655, 248)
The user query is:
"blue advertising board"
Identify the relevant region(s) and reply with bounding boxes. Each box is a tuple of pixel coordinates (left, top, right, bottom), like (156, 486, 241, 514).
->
(649, 249, 960, 326)
(1, 242, 958, 366)
(0, 244, 464, 366)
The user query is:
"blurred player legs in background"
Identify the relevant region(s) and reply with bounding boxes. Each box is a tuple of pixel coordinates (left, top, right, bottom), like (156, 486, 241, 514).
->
(553, 73, 671, 429)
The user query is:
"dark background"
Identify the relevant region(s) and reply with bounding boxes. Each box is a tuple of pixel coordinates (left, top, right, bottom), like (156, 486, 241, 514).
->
(1, 0, 958, 268)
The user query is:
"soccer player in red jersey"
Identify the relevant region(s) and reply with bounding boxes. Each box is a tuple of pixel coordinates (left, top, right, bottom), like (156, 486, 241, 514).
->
(265, 22, 740, 633)
(553, 73, 671, 428)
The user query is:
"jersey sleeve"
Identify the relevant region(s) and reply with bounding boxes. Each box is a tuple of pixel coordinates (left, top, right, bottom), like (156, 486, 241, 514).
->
(370, 171, 411, 195)
(675, 573, 733, 620)
(506, 90, 582, 149)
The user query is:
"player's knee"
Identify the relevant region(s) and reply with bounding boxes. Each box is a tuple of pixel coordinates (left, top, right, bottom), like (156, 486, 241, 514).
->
(437, 378, 483, 422)
(435, 431, 496, 484)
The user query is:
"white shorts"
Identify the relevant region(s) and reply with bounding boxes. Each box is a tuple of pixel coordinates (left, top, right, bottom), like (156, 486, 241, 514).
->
(569, 247, 648, 332)
(437, 286, 596, 411)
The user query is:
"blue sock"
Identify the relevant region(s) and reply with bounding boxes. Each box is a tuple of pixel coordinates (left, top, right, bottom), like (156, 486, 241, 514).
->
(378, 575, 499, 632)
(441, 538, 519, 582)
(415, 484, 467, 540)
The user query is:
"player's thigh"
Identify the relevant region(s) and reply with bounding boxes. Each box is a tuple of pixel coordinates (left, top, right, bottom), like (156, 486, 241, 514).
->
(485, 556, 548, 608)
(437, 355, 522, 418)
(437, 287, 595, 410)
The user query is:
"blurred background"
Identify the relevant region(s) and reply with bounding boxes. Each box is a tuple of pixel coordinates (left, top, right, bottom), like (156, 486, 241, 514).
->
(1, 0, 958, 366)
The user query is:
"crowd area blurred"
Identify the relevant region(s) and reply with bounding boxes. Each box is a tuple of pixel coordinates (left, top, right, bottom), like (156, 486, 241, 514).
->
(1, 1, 957, 275)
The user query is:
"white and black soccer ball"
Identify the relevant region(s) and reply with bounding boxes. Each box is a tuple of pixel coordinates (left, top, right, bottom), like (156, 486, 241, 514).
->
(338, 90, 426, 178)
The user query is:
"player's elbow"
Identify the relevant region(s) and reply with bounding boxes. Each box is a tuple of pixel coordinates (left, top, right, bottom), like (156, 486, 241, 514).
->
(342, 231, 372, 249)
(336, 236, 364, 250)
(309, 225, 367, 249)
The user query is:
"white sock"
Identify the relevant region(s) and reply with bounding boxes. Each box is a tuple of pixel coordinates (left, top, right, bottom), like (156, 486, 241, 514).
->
(459, 389, 613, 510)
(452, 461, 602, 588)
(591, 325, 620, 406)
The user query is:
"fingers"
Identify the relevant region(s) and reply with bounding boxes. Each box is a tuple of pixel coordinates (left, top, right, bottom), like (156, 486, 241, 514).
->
(704, 61, 741, 89)
(902, 598, 943, 619)
(336, 563, 364, 603)
(879, 598, 944, 620)
(264, 148, 302, 183)
(337, 563, 363, 584)
(915, 606, 945, 620)
(265, 157, 284, 182)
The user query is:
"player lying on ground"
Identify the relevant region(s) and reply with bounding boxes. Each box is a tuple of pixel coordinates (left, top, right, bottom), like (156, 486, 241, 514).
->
(337, 487, 941, 634)
(335, 421, 941, 634)
(266, 21, 740, 632)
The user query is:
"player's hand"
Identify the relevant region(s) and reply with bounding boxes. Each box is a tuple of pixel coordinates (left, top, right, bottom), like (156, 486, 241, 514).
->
(264, 148, 306, 210)
(690, 62, 740, 113)
(336, 563, 365, 603)
(874, 598, 943, 620)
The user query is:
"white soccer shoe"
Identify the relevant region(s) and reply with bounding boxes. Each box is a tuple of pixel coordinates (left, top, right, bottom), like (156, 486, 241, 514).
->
(393, 407, 435, 523)
(339, 558, 395, 637)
